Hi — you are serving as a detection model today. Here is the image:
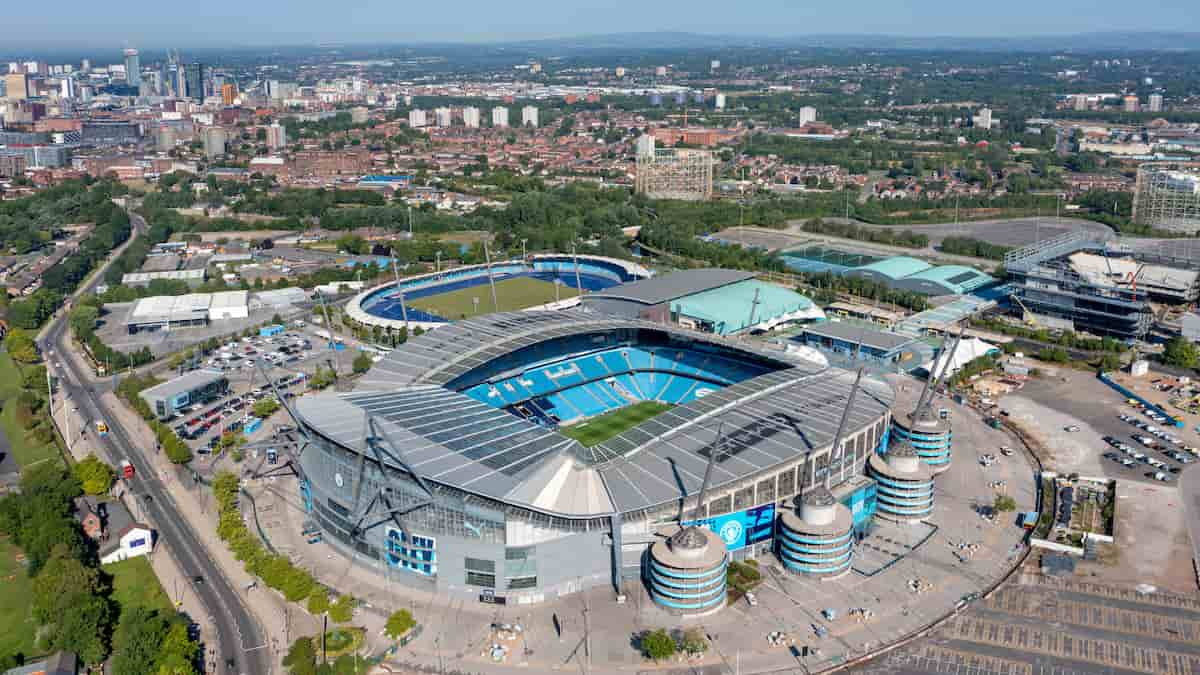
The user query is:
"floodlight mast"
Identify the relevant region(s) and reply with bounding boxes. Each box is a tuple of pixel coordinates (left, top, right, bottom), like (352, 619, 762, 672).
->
(826, 366, 865, 489)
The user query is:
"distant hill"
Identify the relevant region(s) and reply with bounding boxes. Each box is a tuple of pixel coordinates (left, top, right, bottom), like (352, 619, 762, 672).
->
(508, 30, 1200, 52)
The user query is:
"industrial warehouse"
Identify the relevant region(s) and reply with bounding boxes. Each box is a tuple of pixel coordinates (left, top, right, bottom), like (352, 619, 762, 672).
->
(286, 311, 971, 610)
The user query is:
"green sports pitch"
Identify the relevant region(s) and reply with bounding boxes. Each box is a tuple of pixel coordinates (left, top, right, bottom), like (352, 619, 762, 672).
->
(406, 276, 580, 320)
(559, 401, 674, 447)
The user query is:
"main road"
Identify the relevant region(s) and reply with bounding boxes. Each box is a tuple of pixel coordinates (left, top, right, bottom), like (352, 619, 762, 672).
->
(43, 211, 270, 675)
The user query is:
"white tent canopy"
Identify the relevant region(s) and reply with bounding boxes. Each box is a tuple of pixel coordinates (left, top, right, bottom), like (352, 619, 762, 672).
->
(923, 337, 999, 376)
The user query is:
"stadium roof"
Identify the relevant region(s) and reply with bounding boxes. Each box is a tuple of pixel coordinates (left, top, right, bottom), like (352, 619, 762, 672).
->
(853, 256, 932, 280)
(901, 265, 994, 294)
(300, 312, 894, 519)
(671, 279, 820, 335)
(586, 268, 754, 306)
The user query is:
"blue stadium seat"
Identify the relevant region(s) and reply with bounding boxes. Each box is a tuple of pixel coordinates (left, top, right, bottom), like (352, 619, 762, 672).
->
(624, 348, 653, 371)
(576, 355, 610, 381)
(659, 376, 700, 404)
(543, 393, 582, 422)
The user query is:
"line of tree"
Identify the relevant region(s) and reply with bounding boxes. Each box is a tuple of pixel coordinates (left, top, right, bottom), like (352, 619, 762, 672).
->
(0, 463, 198, 671)
(791, 270, 931, 312)
(801, 218, 929, 248)
(938, 236, 1012, 260)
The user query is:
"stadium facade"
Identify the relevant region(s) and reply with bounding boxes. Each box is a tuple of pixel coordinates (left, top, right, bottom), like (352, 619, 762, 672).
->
(292, 312, 898, 607)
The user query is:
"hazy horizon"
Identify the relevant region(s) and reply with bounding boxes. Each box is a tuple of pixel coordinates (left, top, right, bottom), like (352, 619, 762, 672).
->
(2, 0, 1199, 51)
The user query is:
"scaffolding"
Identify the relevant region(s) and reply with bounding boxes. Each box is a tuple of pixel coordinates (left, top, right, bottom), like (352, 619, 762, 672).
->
(1132, 162, 1200, 234)
(635, 147, 714, 201)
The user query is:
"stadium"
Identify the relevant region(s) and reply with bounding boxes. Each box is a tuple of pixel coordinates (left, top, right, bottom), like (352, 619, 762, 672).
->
(343, 254, 652, 332)
(292, 311, 899, 609)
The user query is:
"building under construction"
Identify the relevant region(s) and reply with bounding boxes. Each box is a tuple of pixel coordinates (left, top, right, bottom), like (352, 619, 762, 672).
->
(1133, 162, 1200, 234)
(635, 135, 713, 201)
(1005, 231, 1200, 340)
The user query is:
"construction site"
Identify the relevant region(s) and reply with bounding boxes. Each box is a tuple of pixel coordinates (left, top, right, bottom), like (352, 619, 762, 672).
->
(1005, 231, 1200, 340)
(1133, 161, 1200, 234)
(634, 135, 714, 200)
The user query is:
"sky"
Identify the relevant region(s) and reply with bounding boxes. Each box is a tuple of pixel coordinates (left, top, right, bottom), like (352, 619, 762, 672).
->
(2, 0, 1199, 49)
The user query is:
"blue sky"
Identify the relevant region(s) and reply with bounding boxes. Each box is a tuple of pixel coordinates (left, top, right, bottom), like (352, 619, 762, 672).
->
(2, 0, 1198, 48)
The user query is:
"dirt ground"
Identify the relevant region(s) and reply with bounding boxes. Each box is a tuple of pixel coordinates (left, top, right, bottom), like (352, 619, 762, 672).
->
(1088, 480, 1198, 593)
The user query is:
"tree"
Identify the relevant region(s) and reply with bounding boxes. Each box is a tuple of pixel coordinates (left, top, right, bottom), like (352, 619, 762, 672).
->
(253, 398, 281, 418)
(110, 607, 170, 675)
(31, 546, 113, 664)
(640, 629, 676, 661)
(383, 609, 416, 640)
(156, 620, 200, 674)
(328, 594, 355, 624)
(1163, 336, 1198, 369)
(1099, 352, 1122, 372)
(306, 589, 331, 616)
(994, 494, 1017, 512)
(4, 328, 40, 364)
(73, 455, 115, 495)
(283, 637, 317, 675)
(351, 352, 372, 375)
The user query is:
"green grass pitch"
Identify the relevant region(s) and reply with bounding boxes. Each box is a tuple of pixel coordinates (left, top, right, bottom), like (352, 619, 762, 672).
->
(559, 400, 675, 447)
(407, 276, 580, 319)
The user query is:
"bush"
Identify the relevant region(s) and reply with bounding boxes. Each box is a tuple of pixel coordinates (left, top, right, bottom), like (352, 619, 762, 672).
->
(994, 495, 1017, 512)
(640, 629, 676, 661)
(384, 609, 416, 640)
(73, 455, 115, 495)
(328, 594, 355, 624)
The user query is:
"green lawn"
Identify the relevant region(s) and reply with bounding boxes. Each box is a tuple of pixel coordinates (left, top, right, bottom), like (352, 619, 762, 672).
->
(0, 537, 40, 661)
(0, 351, 62, 472)
(108, 556, 175, 617)
(559, 401, 674, 447)
(407, 276, 580, 320)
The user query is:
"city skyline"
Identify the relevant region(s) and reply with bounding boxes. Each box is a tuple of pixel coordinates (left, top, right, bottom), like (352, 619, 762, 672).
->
(2, 0, 1200, 49)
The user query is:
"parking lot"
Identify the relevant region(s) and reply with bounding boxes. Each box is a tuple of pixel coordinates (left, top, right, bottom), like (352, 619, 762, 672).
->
(156, 324, 370, 457)
(1003, 370, 1194, 485)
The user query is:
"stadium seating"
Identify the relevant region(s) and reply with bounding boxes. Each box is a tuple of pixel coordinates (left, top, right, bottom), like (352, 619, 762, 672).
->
(462, 343, 775, 426)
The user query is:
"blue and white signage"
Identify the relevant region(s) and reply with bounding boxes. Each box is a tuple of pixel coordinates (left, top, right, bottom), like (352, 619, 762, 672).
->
(684, 503, 775, 551)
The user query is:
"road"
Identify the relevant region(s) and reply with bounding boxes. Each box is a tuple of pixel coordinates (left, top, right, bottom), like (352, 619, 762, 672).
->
(44, 211, 271, 675)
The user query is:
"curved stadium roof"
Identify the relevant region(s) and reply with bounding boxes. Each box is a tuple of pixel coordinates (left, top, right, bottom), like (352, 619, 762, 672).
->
(296, 311, 894, 520)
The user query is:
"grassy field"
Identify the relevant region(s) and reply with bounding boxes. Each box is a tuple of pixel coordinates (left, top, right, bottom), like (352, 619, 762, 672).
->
(408, 276, 580, 319)
(0, 537, 39, 661)
(559, 401, 673, 447)
(108, 556, 175, 617)
(0, 351, 62, 472)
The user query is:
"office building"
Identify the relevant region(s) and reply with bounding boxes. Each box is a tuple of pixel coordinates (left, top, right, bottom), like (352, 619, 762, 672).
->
(462, 106, 480, 128)
(221, 83, 237, 105)
(202, 126, 227, 160)
(615, 66, 626, 78)
(139, 369, 230, 419)
(408, 109, 427, 128)
(1149, 93, 1164, 113)
(492, 106, 509, 128)
(434, 107, 452, 128)
(4, 73, 28, 101)
(1123, 95, 1139, 112)
(351, 106, 369, 124)
(655, 66, 667, 77)
(185, 62, 205, 100)
(972, 107, 993, 130)
(123, 49, 140, 89)
(798, 106, 818, 126)
(59, 77, 75, 99)
(1073, 95, 1088, 111)
(266, 122, 287, 150)
(714, 93, 726, 110)
(521, 105, 538, 127)
(711, 59, 721, 70)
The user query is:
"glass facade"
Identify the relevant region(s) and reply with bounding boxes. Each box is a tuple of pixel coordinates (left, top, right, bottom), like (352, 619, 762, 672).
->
(386, 528, 437, 576)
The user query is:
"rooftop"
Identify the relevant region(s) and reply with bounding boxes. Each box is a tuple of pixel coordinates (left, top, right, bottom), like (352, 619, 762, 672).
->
(300, 312, 893, 519)
(854, 256, 933, 280)
(671, 279, 820, 335)
(801, 320, 917, 354)
(902, 264, 995, 293)
(587, 268, 754, 306)
(139, 369, 227, 401)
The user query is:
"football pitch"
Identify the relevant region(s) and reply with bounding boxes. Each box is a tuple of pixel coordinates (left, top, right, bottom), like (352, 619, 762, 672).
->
(407, 276, 580, 319)
(559, 401, 674, 447)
